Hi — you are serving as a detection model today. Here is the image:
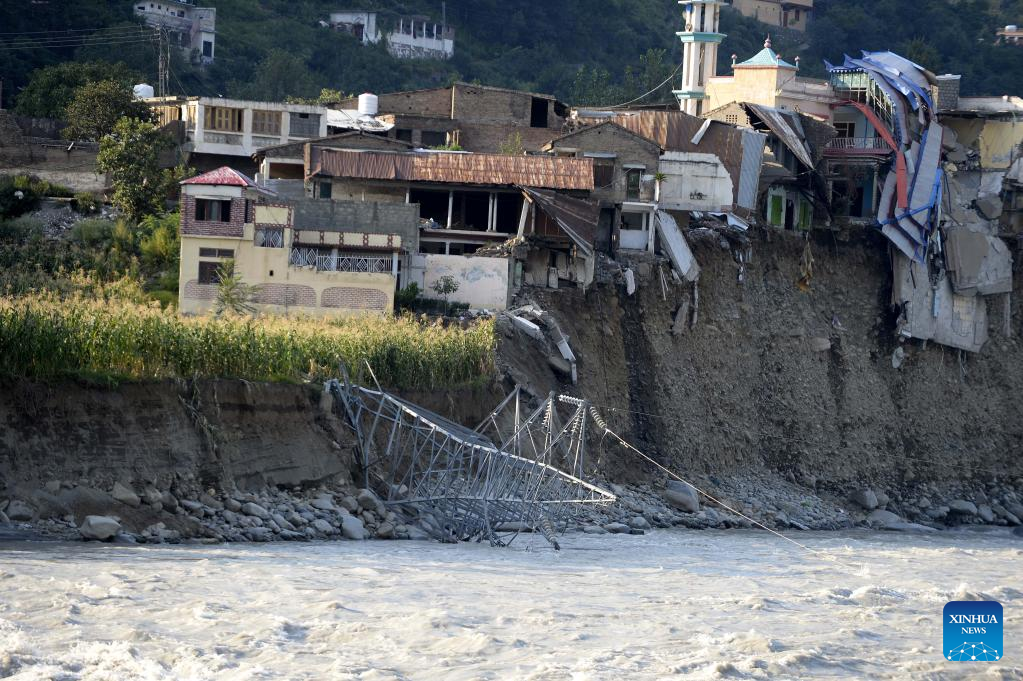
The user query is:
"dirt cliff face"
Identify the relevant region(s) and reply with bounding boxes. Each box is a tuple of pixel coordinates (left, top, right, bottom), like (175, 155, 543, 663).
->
(501, 229, 1023, 493)
(0, 379, 355, 494)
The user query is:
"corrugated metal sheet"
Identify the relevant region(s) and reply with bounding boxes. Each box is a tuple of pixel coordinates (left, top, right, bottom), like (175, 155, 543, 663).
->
(523, 188, 598, 256)
(739, 130, 765, 210)
(612, 111, 764, 210)
(312, 149, 594, 190)
(744, 103, 814, 169)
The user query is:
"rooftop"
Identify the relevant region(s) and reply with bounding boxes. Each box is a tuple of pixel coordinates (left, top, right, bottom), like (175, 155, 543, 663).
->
(181, 166, 258, 187)
(735, 38, 797, 70)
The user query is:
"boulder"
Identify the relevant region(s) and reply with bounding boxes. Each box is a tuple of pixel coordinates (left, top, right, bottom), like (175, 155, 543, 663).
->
(6, 500, 34, 521)
(851, 488, 879, 510)
(224, 498, 243, 513)
(663, 481, 700, 513)
(926, 505, 950, 520)
(271, 513, 296, 532)
(310, 496, 336, 511)
(603, 522, 631, 534)
(875, 491, 890, 509)
(241, 502, 270, 520)
(180, 500, 205, 516)
(865, 509, 901, 528)
(629, 516, 652, 530)
(111, 482, 141, 508)
(44, 480, 62, 495)
(161, 492, 179, 512)
(30, 490, 70, 519)
(949, 500, 978, 516)
(976, 195, 1004, 221)
(80, 515, 121, 541)
(1006, 502, 1023, 519)
(142, 487, 163, 506)
(244, 527, 274, 542)
(978, 504, 995, 523)
(339, 496, 360, 513)
(376, 522, 395, 539)
(311, 519, 334, 534)
(341, 515, 367, 540)
(0, 510, 9, 525)
(582, 525, 608, 534)
(356, 489, 380, 511)
(199, 493, 224, 511)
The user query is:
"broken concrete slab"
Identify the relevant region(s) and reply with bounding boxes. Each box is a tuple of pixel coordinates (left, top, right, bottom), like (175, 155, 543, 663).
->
(945, 230, 1013, 297)
(508, 314, 544, 341)
(975, 194, 1004, 221)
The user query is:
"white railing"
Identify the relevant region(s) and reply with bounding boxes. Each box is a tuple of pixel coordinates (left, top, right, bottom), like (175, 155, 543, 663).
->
(255, 228, 284, 248)
(316, 254, 392, 274)
(826, 137, 889, 152)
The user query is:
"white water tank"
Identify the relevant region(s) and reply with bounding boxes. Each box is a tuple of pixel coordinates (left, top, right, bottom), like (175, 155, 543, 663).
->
(133, 83, 155, 100)
(358, 93, 379, 116)
(1008, 25, 1019, 31)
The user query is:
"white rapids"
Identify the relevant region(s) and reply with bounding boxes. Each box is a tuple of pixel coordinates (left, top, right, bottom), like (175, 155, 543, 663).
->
(1, 529, 1021, 680)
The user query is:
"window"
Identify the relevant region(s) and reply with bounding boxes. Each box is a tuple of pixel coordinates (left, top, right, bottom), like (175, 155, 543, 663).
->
(202, 40, 213, 58)
(195, 198, 232, 222)
(252, 110, 281, 136)
(834, 121, 855, 138)
(204, 106, 242, 132)
(725, 114, 738, 125)
(593, 159, 615, 188)
(395, 128, 413, 143)
(421, 130, 447, 147)
(289, 112, 321, 137)
(625, 168, 643, 200)
(319, 181, 333, 199)
(198, 261, 222, 285)
(530, 97, 549, 128)
(198, 248, 234, 258)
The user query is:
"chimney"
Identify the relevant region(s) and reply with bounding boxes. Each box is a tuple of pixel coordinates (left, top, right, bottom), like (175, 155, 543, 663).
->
(936, 74, 961, 111)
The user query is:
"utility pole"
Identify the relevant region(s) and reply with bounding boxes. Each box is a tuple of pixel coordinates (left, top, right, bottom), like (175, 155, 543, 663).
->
(157, 28, 169, 97)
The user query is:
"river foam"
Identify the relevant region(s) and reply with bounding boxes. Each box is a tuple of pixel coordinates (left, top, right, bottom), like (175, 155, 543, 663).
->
(1, 529, 1020, 679)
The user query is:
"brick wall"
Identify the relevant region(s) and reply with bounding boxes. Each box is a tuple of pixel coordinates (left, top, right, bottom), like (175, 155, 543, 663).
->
(321, 287, 388, 310)
(291, 198, 420, 251)
(180, 195, 247, 238)
(251, 284, 317, 307)
(341, 88, 453, 117)
(457, 123, 569, 154)
(548, 125, 662, 203)
(183, 280, 217, 300)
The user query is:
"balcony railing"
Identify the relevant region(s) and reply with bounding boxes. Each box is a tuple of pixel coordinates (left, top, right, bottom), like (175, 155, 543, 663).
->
(317, 254, 391, 274)
(289, 248, 391, 274)
(255, 228, 284, 248)
(825, 137, 890, 154)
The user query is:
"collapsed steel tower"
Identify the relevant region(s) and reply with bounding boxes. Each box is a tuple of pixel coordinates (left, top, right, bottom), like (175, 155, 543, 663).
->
(328, 377, 616, 548)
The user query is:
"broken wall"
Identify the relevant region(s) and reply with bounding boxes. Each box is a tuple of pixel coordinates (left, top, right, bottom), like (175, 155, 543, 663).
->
(424, 254, 511, 310)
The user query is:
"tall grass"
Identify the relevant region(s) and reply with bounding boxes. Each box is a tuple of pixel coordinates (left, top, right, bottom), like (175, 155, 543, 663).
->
(0, 292, 496, 389)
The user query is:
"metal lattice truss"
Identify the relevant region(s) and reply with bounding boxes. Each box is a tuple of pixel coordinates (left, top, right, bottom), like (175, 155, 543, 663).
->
(328, 380, 616, 547)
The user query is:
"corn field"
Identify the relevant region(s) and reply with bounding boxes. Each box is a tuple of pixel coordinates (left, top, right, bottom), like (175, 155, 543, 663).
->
(0, 292, 496, 389)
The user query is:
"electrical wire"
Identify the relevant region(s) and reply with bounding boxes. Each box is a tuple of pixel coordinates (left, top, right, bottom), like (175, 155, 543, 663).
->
(596, 62, 684, 110)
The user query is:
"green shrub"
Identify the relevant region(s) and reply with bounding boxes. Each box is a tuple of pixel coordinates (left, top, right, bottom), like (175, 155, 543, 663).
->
(395, 282, 421, 311)
(73, 191, 100, 214)
(147, 289, 178, 309)
(12, 175, 73, 198)
(0, 216, 43, 243)
(0, 176, 40, 219)
(70, 218, 113, 247)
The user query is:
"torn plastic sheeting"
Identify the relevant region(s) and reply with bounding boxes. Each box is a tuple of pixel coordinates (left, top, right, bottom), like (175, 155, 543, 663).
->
(654, 211, 700, 282)
(744, 103, 814, 169)
(944, 230, 1014, 297)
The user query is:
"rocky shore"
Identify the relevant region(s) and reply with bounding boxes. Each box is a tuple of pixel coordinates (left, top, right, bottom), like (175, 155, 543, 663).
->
(2, 471, 1021, 545)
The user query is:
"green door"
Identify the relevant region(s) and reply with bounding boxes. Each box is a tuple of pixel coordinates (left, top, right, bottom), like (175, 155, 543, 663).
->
(769, 194, 784, 226)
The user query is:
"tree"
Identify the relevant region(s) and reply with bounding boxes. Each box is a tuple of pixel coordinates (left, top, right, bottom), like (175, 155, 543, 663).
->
(230, 49, 317, 102)
(97, 118, 173, 222)
(214, 260, 256, 316)
(498, 132, 525, 156)
(63, 80, 153, 141)
(430, 275, 460, 302)
(15, 61, 142, 119)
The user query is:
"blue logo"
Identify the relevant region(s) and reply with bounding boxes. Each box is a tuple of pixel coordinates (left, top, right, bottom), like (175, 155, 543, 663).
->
(943, 601, 1003, 662)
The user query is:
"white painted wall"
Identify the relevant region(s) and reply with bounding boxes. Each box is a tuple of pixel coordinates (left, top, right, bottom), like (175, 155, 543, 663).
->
(424, 255, 510, 311)
(658, 151, 734, 212)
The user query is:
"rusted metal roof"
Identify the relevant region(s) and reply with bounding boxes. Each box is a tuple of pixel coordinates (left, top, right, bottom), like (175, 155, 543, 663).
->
(310, 149, 593, 190)
(523, 187, 598, 256)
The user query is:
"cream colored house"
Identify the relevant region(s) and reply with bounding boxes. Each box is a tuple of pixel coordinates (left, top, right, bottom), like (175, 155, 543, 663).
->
(178, 167, 413, 317)
(706, 38, 838, 120)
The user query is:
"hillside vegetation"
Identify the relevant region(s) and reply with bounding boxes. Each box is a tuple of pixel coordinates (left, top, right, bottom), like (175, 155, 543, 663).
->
(3, 1, 1023, 110)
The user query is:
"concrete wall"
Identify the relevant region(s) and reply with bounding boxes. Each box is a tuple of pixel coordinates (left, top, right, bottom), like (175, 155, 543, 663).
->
(327, 179, 408, 204)
(707, 70, 835, 122)
(424, 254, 511, 310)
(291, 198, 420, 252)
(659, 151, 735, 212)
(0, 145, 105, 193)
(342, 88, 454, 118)
(731, 0, 811, 31)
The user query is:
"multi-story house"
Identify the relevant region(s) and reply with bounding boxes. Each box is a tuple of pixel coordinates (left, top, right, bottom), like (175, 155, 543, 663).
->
(134, 0, 216, 64)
